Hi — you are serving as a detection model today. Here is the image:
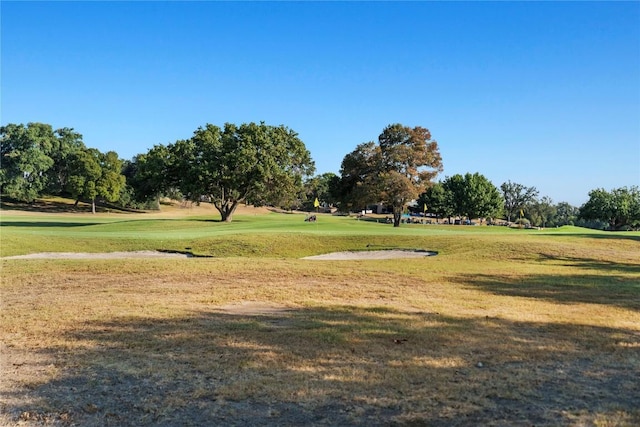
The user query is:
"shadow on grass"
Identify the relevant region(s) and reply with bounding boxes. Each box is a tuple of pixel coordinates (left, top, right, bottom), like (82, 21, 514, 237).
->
(538, 253, 640, 275)
(461, 272, 640, 311)
(4, 306, 639, 426)
(0, 221, 103, 228)
(458, 250, 640, 311)
(0, 199, 109, 214)
(540, 231, 640, 242)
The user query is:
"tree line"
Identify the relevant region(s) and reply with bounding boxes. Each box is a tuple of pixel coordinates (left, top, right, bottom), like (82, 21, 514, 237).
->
(2, 122, 638, 230)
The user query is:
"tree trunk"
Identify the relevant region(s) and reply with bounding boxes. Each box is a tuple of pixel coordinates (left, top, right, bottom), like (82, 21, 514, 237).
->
(91, 199, 96, 214)
(215, 200, 240, 222)
(393, 206, 402, 227)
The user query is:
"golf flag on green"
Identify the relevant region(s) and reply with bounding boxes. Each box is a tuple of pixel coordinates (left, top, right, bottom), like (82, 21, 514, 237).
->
(314, 197, 320, 208)
(423, 203, 428, 213)
(520, 209, 524, 217)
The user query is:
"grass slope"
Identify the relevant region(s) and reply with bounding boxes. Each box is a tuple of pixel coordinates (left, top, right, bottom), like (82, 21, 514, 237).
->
(2, 206, 633, 258)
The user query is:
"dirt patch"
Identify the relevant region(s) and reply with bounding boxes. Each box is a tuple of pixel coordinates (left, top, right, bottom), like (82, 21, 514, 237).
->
(1, 251, 192, 260)
(302, 249, 437, 260)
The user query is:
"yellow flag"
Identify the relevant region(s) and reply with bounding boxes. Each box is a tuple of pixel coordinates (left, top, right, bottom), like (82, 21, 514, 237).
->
(520, 209, 524, 217)
(314, 197, 320, 208)
(423, 203, 428, 213)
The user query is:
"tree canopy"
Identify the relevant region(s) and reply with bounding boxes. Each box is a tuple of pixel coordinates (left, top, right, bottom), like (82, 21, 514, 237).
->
(337, 124, 443, 226)
(579, 186, 640, 230)
(441, 173, 502, 222)
(67, 149, 126, 213)
(303, 172, 339, 210)
(164, 122, 315, 222)
(500, 180, 539, 223)
(1, 123, 55, 202)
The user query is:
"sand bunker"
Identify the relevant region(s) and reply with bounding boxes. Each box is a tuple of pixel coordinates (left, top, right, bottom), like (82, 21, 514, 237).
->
(302, 250, 436, 260)
(3, 249, 436, 261)
(2, 251, 192, 260)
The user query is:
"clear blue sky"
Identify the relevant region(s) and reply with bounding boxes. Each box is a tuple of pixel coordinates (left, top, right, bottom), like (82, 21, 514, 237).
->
(2, 1, 639, 206)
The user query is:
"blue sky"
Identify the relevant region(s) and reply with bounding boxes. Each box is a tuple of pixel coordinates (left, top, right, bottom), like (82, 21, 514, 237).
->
(2, 1, 639, 206)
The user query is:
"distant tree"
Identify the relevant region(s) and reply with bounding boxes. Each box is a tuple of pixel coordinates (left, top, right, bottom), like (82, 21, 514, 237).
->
(529, 196, 556, 228)
(553, 202, 579, 226)
(579, 186, 640, 230)
(417, 182, 450, 222)
(500, 181, 539, 222)
(67, 148, 126, 213)
(335, 141, 380, 212)
(126, 144, 174, 205)
(443, 173, 502, 222)
(67, 148, 102, 210)
(441, 174, 466, 222)
(338, 124, 443, 226)
(303, 172, 339, 210)
(0, 123, 55, 202)
(168, 122, 315, 222)
(97, 151, 127, 207)
(464, 173, 503, 222)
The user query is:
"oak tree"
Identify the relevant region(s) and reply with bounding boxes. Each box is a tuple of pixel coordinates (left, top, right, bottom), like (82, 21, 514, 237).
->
(579, 186, 640, 230)
(500, 180, 539, 222)
(168, 122, 315, 222)
(442, 173, 502, 222)
(338, 124, 443, 227)
(0, 123, 55, 202)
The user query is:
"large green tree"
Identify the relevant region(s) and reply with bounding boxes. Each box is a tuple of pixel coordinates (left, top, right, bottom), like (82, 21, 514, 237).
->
(167, 122, 315, 222)
(338, 124, 443, 227)
(579, 186, 640, 230)
(0, 123, 55, 202)
(442, 173, 502, 222)
(500, 180, 539, 222)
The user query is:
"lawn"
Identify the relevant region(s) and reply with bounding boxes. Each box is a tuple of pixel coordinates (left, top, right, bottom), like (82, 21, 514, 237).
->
(1, 201, 639, 426)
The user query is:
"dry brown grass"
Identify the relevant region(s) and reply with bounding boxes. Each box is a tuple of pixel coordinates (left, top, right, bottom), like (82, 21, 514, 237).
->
(1, 232, 639, 425)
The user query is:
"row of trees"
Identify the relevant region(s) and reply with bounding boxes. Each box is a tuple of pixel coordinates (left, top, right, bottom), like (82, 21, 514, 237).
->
(2, 121, 638, 230)
(0, 123, 125, 213)
(418, 179, 583, 228)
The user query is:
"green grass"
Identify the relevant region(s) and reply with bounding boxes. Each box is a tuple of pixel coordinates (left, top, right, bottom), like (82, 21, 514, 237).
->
(2, 210, 633, 258)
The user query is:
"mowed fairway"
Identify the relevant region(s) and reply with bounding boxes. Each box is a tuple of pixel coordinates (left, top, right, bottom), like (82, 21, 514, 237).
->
(1, 203, 639, 426)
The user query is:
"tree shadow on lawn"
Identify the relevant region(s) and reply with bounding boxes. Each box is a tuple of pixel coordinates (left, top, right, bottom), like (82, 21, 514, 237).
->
(0, 221, 103, 228)
(537, 253, 640, 275)
(540, 232, 640, 243)
(0, 199, 109, 214)
(4, 306, 639, 426)
(460, 257, 640, 311)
